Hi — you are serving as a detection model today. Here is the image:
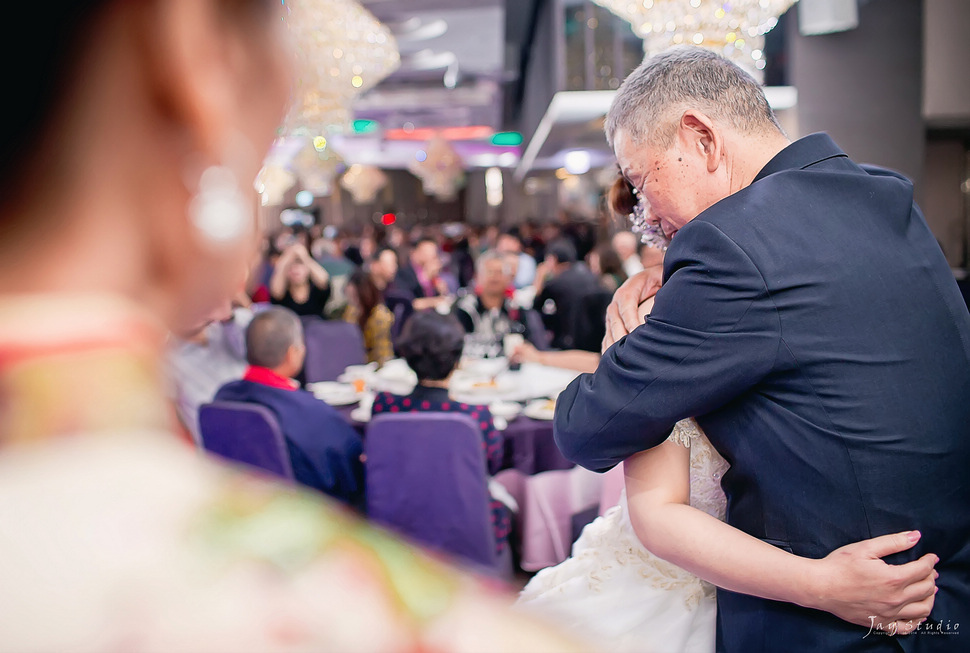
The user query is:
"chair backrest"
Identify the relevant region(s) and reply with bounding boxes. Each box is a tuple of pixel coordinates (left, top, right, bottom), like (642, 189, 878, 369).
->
(365, 412, 497, 570)
(300, 316, 366, 383)
(199, 401, 294, 481)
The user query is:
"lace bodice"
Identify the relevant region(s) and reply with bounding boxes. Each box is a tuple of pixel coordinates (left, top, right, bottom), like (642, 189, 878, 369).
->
(519, 419, 729, 613)
(669, 419, 729, 520)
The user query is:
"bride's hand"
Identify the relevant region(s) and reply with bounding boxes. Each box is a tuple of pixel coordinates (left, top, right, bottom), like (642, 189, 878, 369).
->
(602, 266, 663, 352)
(805, 530, 938, 635)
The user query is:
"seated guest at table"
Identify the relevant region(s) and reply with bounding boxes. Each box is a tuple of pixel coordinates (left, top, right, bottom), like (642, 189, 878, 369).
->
(167, 301, 252, 445)
(368, 246, 400, 291)
(390, 237, 451, 312)
(455, 250, 541, 348)
(533, 239, 602, 350)
(343, 268, 394, 365)
(270, 242, 332, 318)
(611, 230, 644, 279)
(215, 307, 364, 508)
(371, 311, 511, 553)
(496, 230, 537, 289)
(587, 243, 628, 293)
(311, 236, 355, 279)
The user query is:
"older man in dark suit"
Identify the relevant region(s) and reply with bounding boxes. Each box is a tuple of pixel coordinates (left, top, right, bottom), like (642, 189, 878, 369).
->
(554, 46, 970, 652)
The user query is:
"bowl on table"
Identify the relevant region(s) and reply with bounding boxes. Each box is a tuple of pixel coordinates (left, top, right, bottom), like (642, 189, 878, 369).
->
(488, 400, 523, 421)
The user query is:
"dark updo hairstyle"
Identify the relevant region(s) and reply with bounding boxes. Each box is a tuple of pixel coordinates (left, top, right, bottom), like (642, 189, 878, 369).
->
(2, 3, 111, 210)
(395, 310, 465, 382)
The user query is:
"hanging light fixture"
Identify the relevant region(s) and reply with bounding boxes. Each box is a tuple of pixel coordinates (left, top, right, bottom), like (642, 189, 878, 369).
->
(409, 137, 466, 202)
(340, 164, 389, 204)
(590, 0, 797, 78)
(281, 0, 400, 139)
(291, 143, 344, 198)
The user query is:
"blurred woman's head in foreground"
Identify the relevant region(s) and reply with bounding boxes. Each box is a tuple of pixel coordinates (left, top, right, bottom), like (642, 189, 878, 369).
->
(0, 0, 292, 332)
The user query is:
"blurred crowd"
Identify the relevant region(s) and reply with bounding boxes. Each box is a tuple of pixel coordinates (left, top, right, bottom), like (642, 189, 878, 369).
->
(237, 213, 666, 362)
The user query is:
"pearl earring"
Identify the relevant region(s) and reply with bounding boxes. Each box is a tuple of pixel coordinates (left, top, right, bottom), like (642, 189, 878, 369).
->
(188, 165, 252, 248)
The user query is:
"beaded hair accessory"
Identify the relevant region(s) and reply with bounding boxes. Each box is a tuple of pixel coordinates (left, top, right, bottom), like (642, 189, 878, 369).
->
(628, 186, 670, 252)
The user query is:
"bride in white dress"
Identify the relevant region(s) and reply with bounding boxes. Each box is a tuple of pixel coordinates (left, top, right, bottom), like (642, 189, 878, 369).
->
(517, 419, 724, 652)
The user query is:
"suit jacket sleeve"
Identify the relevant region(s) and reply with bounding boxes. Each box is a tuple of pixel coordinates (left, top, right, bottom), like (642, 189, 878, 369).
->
(554, 220, 781, 472)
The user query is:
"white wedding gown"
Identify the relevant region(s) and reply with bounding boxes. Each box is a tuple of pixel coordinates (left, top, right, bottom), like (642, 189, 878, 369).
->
(516, 420, 729, 653)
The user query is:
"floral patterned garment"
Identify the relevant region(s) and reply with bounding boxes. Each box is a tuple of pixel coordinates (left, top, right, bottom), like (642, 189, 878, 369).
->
(343, 303, 395, 365)
(0, 293, 586, 652)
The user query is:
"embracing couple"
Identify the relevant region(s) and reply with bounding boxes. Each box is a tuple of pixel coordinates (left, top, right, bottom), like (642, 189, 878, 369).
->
(518, 46, 970, 653)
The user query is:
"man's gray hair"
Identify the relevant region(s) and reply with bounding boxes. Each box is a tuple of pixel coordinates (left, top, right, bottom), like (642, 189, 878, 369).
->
(245, 307, 304, 368)
(477, 249, 513, 277)
(605, 45, 782, 149)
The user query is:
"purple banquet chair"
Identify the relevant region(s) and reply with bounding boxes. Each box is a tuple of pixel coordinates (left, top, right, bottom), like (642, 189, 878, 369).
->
(365, 412, 512, 577)
(300, 316, 366, 383)
(198, 401, 294, 482)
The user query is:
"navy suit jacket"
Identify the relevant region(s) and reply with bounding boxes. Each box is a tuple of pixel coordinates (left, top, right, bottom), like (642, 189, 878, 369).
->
(214, 380, 365, 508)
(555, 134, 970, 652)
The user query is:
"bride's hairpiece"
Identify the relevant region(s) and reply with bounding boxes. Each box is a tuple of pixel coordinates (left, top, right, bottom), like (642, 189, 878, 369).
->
(628, 187, 669, 252)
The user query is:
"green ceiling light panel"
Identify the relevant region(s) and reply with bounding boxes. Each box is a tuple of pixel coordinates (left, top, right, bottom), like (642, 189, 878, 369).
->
(491, 131, 523, 146)
(353, 119, 379, 134)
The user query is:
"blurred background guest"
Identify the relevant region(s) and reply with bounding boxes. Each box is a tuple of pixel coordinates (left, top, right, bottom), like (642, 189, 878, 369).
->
(167, 299, 253, 445)
(371, 311, 511, 556)
(455, 250, 540, 349)
(343, 268, 394, 365)
(215, 308, 364, 507)
(611, 230, 644, 278)
(587, 243, 628, 294)
(312, 235, 356, 278)
(497, 229, 537, 289)
(390, 237, 451, 312)
(270, 242, 332, 317)
(533, 239, 601, 350)
(369, 245, 400, 291)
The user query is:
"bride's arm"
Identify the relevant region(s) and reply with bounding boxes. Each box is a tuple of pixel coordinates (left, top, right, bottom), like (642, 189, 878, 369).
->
(624, 441, 938, 635)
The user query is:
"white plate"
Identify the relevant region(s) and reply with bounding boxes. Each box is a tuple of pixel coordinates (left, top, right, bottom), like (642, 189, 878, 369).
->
(452, 375, 518, 396)
(489, 401, 522, 421)
(307, 382, 362, 406)
(523, 399, 557, 421)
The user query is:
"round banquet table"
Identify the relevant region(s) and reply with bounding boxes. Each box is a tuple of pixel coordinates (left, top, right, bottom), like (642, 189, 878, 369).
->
(331, 361, 581, 475)
(335, 405, 573, 475)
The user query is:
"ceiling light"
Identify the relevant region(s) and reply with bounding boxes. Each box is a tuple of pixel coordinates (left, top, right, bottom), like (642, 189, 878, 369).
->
(564, 150, 592, 175)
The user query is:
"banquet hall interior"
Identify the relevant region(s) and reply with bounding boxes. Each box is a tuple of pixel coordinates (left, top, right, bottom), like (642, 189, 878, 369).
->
(0, 0, 966, 647)
(169, 0, 970, 586)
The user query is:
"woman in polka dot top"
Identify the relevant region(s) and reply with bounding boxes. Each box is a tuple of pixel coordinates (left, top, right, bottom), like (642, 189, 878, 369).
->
(371, 311, 510, 553)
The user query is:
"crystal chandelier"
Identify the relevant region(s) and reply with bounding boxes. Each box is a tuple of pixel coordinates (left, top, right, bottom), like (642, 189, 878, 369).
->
(409, 137, 466, 202)
(590, 0, 797, 78)
(292, 142, 344, 198)
(340, 164, 388, 204)
(281, 0, 400, 140)
(255, 165, 296, 207)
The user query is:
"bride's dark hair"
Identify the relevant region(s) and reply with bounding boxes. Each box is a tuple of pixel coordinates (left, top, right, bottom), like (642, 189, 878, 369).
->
(607, 175, 638, 218)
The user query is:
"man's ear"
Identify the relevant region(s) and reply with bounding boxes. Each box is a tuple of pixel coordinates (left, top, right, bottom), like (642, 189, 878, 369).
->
(679, 110, 722, 174)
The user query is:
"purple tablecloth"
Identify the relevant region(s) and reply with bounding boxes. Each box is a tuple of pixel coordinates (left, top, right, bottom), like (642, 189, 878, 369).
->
(500, 415, 573, 474)
(335, 405, 573, 475)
